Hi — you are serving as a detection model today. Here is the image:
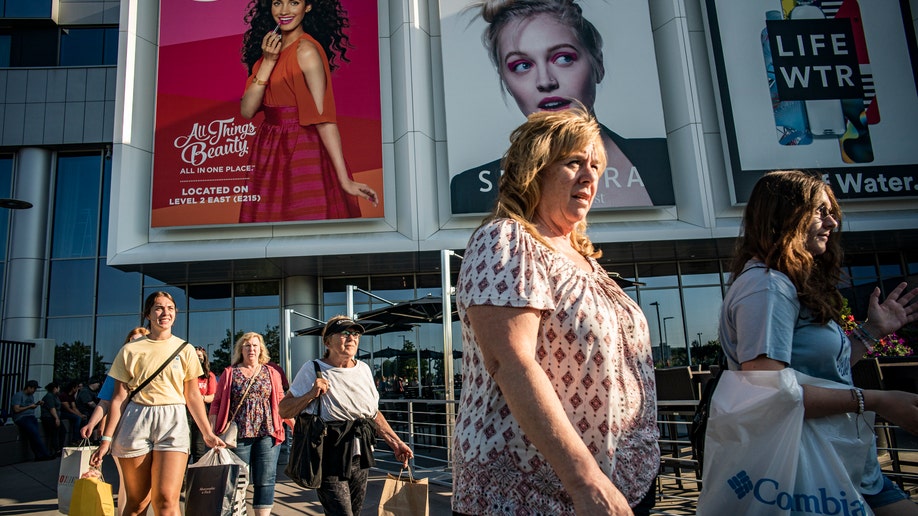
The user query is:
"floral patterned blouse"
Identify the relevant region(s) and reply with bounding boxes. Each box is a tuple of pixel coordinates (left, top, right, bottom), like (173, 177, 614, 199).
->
(452, 219, 659, 514)
(231, 366, 274, 439)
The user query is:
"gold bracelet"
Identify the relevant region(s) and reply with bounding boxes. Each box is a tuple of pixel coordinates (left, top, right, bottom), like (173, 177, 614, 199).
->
(252, 76, 268, 86)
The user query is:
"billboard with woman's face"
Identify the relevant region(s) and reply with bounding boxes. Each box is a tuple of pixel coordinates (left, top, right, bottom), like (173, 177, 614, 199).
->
(151, 0, 382, 227)
(440, 0, 675, 214)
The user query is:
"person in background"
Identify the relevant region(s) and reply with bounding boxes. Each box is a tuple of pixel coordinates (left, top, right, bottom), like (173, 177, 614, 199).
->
(716, 170, 918, 515)
(75, 376, 101, 423)
(265, 359, 294, 466)
(279, 316, 413, 516)
(90, 292, 224, 516)
(450, 0, 673, 213)
(189, 346, 217, 463)
(59, 380, 85, 447)
(238, 0, 377, 222)
(210, 332, 286, 516)
(39, 382, 63, 455)
(10, 379, 54, 461)
(452, 107, 659, 515)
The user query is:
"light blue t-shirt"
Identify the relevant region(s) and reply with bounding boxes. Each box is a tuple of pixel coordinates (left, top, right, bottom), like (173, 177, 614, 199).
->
(718, 259, 881, 494)
(719, 261, 851, 383)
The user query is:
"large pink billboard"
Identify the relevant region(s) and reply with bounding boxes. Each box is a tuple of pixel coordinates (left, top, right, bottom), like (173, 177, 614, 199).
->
(152, 0, 382, 227)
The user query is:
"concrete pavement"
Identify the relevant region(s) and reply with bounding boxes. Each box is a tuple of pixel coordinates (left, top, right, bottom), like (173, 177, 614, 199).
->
(0, 454, 453, 515)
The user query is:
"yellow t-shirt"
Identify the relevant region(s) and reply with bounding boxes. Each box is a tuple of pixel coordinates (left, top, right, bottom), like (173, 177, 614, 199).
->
(108, 335, 202, 406)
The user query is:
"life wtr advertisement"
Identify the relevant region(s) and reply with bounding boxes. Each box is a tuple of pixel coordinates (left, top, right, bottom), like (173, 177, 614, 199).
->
(704, 0, 918, 203)
(151, 0, 382, 227)
(440, 0, 675, 214)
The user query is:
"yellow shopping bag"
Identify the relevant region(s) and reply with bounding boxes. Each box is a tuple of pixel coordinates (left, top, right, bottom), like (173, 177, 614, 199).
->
(70, 475, 115, 516)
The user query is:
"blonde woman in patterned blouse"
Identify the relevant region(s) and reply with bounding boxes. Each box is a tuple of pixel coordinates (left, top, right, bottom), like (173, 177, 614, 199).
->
(452, 106, 659, 515)
(210, 332, 286, 516)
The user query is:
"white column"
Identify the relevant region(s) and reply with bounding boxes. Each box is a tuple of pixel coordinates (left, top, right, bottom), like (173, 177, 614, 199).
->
(2, 148, 52, 341)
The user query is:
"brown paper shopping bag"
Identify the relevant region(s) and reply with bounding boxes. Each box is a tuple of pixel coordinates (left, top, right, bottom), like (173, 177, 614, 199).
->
(378, 465, 428, 516)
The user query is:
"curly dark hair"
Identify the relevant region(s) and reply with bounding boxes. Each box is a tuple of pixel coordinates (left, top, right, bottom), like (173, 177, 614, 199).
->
(241, 0, 352, 74)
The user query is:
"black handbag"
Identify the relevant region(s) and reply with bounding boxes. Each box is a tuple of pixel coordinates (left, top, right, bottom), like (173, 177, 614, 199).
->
(284, 361, 327, 489)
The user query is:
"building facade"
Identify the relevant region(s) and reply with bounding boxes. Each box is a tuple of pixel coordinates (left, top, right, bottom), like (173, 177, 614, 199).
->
(1, 0, 916, 392)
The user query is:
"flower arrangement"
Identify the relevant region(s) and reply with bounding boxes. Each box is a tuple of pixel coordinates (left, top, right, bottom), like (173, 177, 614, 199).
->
(839, 298, 914, 358)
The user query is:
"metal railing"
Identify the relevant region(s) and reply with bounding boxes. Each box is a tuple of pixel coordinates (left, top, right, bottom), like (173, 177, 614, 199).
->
(0, 339, 34, 424)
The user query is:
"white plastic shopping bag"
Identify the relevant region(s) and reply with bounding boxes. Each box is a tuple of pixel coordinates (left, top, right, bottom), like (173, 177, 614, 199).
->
(185, 447, 249, 516)
(697, 369, 874, 515)
(58, 441, 94, 514)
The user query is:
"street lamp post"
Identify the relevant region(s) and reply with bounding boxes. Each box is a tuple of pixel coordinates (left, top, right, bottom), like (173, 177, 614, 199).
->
(662, 316, 674, 364)
(649, 301, 662, 362)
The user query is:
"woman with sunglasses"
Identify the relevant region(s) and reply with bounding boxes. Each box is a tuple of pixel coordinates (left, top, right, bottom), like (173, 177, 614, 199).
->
(280, 315, 413, 515)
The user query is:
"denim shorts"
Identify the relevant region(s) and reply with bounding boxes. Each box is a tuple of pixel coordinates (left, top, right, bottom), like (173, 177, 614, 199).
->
(112, 402, 190, 458)
(863, 475, 909, 508)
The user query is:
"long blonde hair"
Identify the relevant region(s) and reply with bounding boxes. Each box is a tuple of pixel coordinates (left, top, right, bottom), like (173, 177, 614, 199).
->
(473, 0, 605, 93)
(231, 332, 271, 366)
(486, 106, 605, 258)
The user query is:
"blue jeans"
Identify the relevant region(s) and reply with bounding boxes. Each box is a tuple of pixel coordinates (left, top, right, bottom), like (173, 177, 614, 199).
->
(14, 415, 52, 459)
(233, 435, 280, 509)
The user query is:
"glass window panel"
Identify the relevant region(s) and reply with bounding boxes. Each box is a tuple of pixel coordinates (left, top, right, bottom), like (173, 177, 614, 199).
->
(638, 289, 681, 362)
(95, 314, 141, 369)
(100, 157, 112, 254)
(679, 261, 722, 287)
(187, 311, 232, 369)
(636, 263, 678, 288)
(103, 28, 117, 65)
(46, 316, 94, 381)
(234, 308, 281, 369)
(876, 253, 902, 282)
(5, 0, 52, 17)
(322, 277, 368, 305)
(6, 28, 57, 66)
(234, 308, 280, 341)
(48, 259, 95, 316)
(417, 274, 440, 289)
(234, 281, 279, 308)
(908, 254, 918, 276)
(52, 155, 101, 258)
(60, 28, 104, 66)
(682, 286, 724, 366)
(96, 261, 142, 314)
(369, 275, 416, 304)
(0, 35, 10, 67)
(189, 283, 231, 310)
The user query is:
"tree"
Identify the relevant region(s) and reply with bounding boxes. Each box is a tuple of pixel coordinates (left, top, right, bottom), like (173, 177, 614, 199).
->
(54, 341, 106, 383)
(209, 325, 281, 377)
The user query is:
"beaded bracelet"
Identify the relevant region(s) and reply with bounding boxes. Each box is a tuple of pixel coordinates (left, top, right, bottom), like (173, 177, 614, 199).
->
(849, 388, 864, 415)
(851, 323, 880, 352)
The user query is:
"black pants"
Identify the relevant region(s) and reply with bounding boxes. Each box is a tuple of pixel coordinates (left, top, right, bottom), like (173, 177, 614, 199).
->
(40, 417, 61, 453)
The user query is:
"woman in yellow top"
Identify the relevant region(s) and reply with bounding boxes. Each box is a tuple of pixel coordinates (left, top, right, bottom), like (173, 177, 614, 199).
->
(90, 292, 225, 516)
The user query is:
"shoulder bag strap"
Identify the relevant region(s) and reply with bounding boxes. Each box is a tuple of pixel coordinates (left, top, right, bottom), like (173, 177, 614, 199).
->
(312, 360, 323, 420)
(128, 341, 190, 401)
(224, 365, 261, 432)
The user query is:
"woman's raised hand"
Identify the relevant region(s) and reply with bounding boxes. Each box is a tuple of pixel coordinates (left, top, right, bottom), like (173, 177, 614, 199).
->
(260, 30, 282, 63)
(865, 282, 918, 336)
